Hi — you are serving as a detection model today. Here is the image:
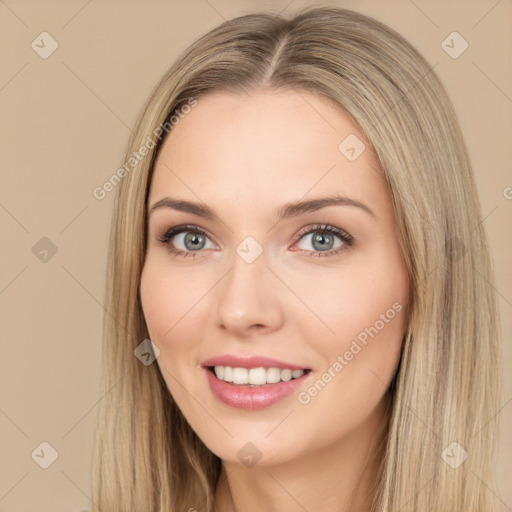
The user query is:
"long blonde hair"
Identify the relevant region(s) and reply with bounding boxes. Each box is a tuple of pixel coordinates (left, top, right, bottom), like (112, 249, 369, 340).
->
(91, 6, 501, 511)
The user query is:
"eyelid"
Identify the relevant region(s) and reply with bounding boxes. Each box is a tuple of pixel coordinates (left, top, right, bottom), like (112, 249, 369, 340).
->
(157, 223, 217, 247)
(290, 223, 353, 257)
(294, 223, 353, 244)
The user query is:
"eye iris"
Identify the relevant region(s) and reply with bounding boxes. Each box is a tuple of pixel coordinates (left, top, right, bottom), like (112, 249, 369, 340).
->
(184, 232, 205, 251)
(312, 232, 334, 251)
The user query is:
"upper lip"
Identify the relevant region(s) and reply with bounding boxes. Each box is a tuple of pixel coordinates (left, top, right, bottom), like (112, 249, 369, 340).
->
(201, 355, 310, 371)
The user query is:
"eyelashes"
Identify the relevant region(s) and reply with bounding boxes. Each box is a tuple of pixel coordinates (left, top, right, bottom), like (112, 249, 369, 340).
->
(156, 223, 354, 259)
(157, 224, 215, 258)
(294, 224, 353, 257)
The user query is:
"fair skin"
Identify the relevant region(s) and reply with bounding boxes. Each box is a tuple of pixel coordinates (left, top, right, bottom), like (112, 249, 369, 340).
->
(140, 89, 410, 511)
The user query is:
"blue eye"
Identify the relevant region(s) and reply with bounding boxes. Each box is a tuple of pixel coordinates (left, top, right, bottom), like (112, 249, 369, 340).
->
(157, 223, 353, 258)
(157, 224, 215, 258)
(293, 224, 353, 258)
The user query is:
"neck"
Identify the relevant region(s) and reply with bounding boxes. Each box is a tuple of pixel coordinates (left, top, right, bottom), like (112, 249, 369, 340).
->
(213, 397, 390, 512)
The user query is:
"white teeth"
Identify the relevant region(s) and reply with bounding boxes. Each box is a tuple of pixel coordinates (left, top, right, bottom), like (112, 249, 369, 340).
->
(249, 367, 267, 385)
(266, 367, 281, 384)
(212, 366, 306, 385)
(223, 366, 233, 382)
(233, 367, 249, 385)
(280, 369, 292, 382)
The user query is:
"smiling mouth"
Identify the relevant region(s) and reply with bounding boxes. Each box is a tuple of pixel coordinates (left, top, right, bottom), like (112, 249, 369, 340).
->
(207, 365, 312, 386)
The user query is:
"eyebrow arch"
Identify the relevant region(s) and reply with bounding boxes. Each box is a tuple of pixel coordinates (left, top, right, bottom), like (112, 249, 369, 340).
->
(148, 195, 376, 221)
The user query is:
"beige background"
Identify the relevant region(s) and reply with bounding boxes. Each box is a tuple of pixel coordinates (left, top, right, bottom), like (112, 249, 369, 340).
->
(0, 0, 510, 510)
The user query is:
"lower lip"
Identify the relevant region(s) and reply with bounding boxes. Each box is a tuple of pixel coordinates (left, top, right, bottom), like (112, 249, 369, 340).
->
(203, 367, 312, 410)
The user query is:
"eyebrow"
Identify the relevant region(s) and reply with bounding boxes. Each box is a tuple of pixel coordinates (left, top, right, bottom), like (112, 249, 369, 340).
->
(149, 195, 376, 222)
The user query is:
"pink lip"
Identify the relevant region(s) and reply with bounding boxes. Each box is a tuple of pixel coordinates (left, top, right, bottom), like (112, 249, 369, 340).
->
(203, 368, 312, 410)
(201, 354, 309, 371)
(201, 355, 313, 410)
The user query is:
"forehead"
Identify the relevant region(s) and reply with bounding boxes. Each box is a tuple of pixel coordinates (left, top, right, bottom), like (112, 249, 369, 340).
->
(149, 89, 387, 216)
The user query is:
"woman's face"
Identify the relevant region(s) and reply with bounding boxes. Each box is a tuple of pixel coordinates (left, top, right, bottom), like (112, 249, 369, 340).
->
(140, 89, 409, 466)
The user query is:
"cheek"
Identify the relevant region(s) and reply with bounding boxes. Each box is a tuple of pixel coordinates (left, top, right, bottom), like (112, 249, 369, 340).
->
(344, 264, 408, 369)
(139, 262, 205, 403)
(294, 272, 408, 438)
(140, 260, 208, 343)
(140, 265, 174, 341)
(296, 251, 409, 404)
(288, 258, 408, 347)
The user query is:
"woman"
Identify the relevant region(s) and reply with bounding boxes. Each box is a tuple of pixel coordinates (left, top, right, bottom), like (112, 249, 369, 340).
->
(92, 6, 501, 511)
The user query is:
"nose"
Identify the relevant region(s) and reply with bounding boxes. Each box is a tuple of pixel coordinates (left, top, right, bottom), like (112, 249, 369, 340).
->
(214, 249, 284, 338)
